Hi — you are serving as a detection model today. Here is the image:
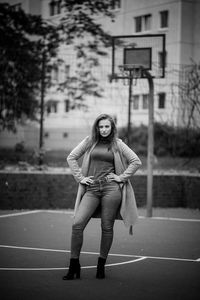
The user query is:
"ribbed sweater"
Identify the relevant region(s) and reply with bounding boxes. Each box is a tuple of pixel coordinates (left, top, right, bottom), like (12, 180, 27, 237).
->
(88, 140, 115, 179)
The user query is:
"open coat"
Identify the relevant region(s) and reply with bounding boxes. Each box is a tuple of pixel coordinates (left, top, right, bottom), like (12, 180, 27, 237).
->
(67, 136, 142, 234)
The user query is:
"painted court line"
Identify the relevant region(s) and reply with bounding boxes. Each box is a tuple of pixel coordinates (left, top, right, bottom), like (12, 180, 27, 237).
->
(0, 210, 200, 222)
(0, 210, 41, 218)
(139, 216, 200, 222)
(41, 210, 73, 215)
(0, 244, 70, 254)
(0, 244, 142, 258)
(42, 210, 200, 222)
(0, 244, 146, 271)
(0, 245, 199, 264)
(0, 258, 146, 271)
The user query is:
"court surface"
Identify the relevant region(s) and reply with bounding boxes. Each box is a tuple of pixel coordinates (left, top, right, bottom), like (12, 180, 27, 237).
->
(0, 209, 199, 300)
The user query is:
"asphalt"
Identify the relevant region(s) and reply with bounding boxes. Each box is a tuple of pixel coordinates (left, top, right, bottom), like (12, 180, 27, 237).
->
(0, 210, 200, 300)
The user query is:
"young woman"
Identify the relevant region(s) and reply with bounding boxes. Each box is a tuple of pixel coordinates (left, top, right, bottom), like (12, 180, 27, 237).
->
(63, 114, 142, 280)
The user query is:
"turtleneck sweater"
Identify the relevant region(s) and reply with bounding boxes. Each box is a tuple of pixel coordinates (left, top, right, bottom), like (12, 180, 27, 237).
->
(88, 138, 115, 180)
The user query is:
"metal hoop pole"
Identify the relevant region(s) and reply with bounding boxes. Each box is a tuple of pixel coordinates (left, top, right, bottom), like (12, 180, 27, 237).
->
(145, 70, 154, 218)
(127, 71, 133, 145)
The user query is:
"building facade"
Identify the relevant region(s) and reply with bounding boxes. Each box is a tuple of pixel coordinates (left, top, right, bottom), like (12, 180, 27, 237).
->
(1, 0, 200, 149)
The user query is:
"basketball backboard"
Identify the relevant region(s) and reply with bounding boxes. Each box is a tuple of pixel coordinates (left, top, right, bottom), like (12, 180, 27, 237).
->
(111, 34, 166, 80)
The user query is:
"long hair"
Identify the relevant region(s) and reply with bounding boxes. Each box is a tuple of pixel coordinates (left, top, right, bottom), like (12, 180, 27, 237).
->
(87, 114, 118, 151)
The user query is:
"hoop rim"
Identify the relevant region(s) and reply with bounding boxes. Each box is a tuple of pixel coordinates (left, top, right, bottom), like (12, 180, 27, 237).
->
(117, 64, 143, 79)
(118, 64, 144, 71)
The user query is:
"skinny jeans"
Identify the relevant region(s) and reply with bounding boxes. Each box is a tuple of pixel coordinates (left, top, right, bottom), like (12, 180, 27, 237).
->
(71, 181, 122, 259)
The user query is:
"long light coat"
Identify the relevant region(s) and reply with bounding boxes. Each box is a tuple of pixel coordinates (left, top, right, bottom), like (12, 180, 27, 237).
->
(67, 137, 142, 234)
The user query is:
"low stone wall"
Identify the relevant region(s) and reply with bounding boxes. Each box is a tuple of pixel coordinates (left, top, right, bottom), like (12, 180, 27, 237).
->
(0, 172, 199, 209)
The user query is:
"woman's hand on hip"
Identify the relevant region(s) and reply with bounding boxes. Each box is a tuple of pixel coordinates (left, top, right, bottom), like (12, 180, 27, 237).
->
(107, 173, 122, 183)
(80, 176, 94, 185)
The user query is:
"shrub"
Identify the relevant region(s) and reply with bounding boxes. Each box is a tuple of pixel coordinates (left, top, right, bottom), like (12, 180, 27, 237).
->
(119, 123, 200, 157)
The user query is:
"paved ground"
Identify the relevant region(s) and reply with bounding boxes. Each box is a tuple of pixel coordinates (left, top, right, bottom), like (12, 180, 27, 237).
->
(0, 209, 200, 300)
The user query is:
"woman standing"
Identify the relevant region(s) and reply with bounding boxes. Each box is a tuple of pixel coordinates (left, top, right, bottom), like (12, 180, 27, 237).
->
(63, 114, 142, 280)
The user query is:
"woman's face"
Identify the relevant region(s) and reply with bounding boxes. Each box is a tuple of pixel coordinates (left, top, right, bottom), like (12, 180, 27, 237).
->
(98, 119, 112, 138)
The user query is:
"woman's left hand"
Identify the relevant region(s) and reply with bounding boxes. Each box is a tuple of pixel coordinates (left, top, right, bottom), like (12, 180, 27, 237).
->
(107, 173, 122, 183)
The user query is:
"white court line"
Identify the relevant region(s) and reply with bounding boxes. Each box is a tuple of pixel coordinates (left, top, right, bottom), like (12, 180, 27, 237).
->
(0, 244, 199, 263)
(0, 244, 70, 254)
(0, 245, 139, 257)
(40, 210, 73, 215)
(41, 210, 200, 222)
(139, 216, 200, 222)
(0, 210, 41, 218)
(0, 244, 146, 271)
(0, 209, 200, 222)
(0, 258, 146, 271)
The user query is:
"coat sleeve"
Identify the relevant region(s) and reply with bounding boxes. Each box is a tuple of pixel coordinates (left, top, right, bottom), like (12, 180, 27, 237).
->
(67, 136, 90, 183)
(118, 140, 142, 182)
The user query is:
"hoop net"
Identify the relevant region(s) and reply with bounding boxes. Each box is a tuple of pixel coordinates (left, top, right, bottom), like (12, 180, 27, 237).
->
(118, 64, 143, 85)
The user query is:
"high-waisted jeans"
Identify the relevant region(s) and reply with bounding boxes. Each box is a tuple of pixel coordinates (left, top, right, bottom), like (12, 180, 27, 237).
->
(70, 180, 122, 259)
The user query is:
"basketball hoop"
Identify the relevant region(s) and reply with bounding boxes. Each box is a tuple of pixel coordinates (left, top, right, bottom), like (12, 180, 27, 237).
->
(111, 35, 166, 218)
(118, 64, 143, 85)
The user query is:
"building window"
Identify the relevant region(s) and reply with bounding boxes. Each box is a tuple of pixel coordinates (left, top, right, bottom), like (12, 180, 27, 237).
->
(63, 132, 68, 138)
(111, 0, 121, 10)
(158, 93, 166, 109)
(160, 10, 168, 28)
(133, 95, 139, 110)
(144, 14, 152, 31)
(65, 65, 70, 79)
(142, 94, 148, 109)
(158, 51, 167, 68)
(135, 14, 152, 32)
(44, 132, 49, 138)
(65, 100, 70, 112)
(135, 16, 142, 33)
(47, 101, 58, 113)
(49, 0, 61, 16)
(52, 65, 59, 82)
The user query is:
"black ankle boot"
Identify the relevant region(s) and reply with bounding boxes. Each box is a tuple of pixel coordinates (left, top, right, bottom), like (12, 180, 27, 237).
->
(63, 258, 81, 280)
(96, 257, 106, 279)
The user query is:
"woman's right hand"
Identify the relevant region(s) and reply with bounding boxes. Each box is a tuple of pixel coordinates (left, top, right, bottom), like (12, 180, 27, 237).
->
(80, 176, 94, 185)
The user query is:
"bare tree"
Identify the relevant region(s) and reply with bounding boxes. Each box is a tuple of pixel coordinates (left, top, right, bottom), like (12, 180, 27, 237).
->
(178, 61, 200, 129)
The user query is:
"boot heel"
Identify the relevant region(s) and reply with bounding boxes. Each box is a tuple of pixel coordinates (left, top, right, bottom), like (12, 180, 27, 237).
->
(76, 270, 81, 279)
(96, 257, 106, 279)
(63, 258, 81, 280)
